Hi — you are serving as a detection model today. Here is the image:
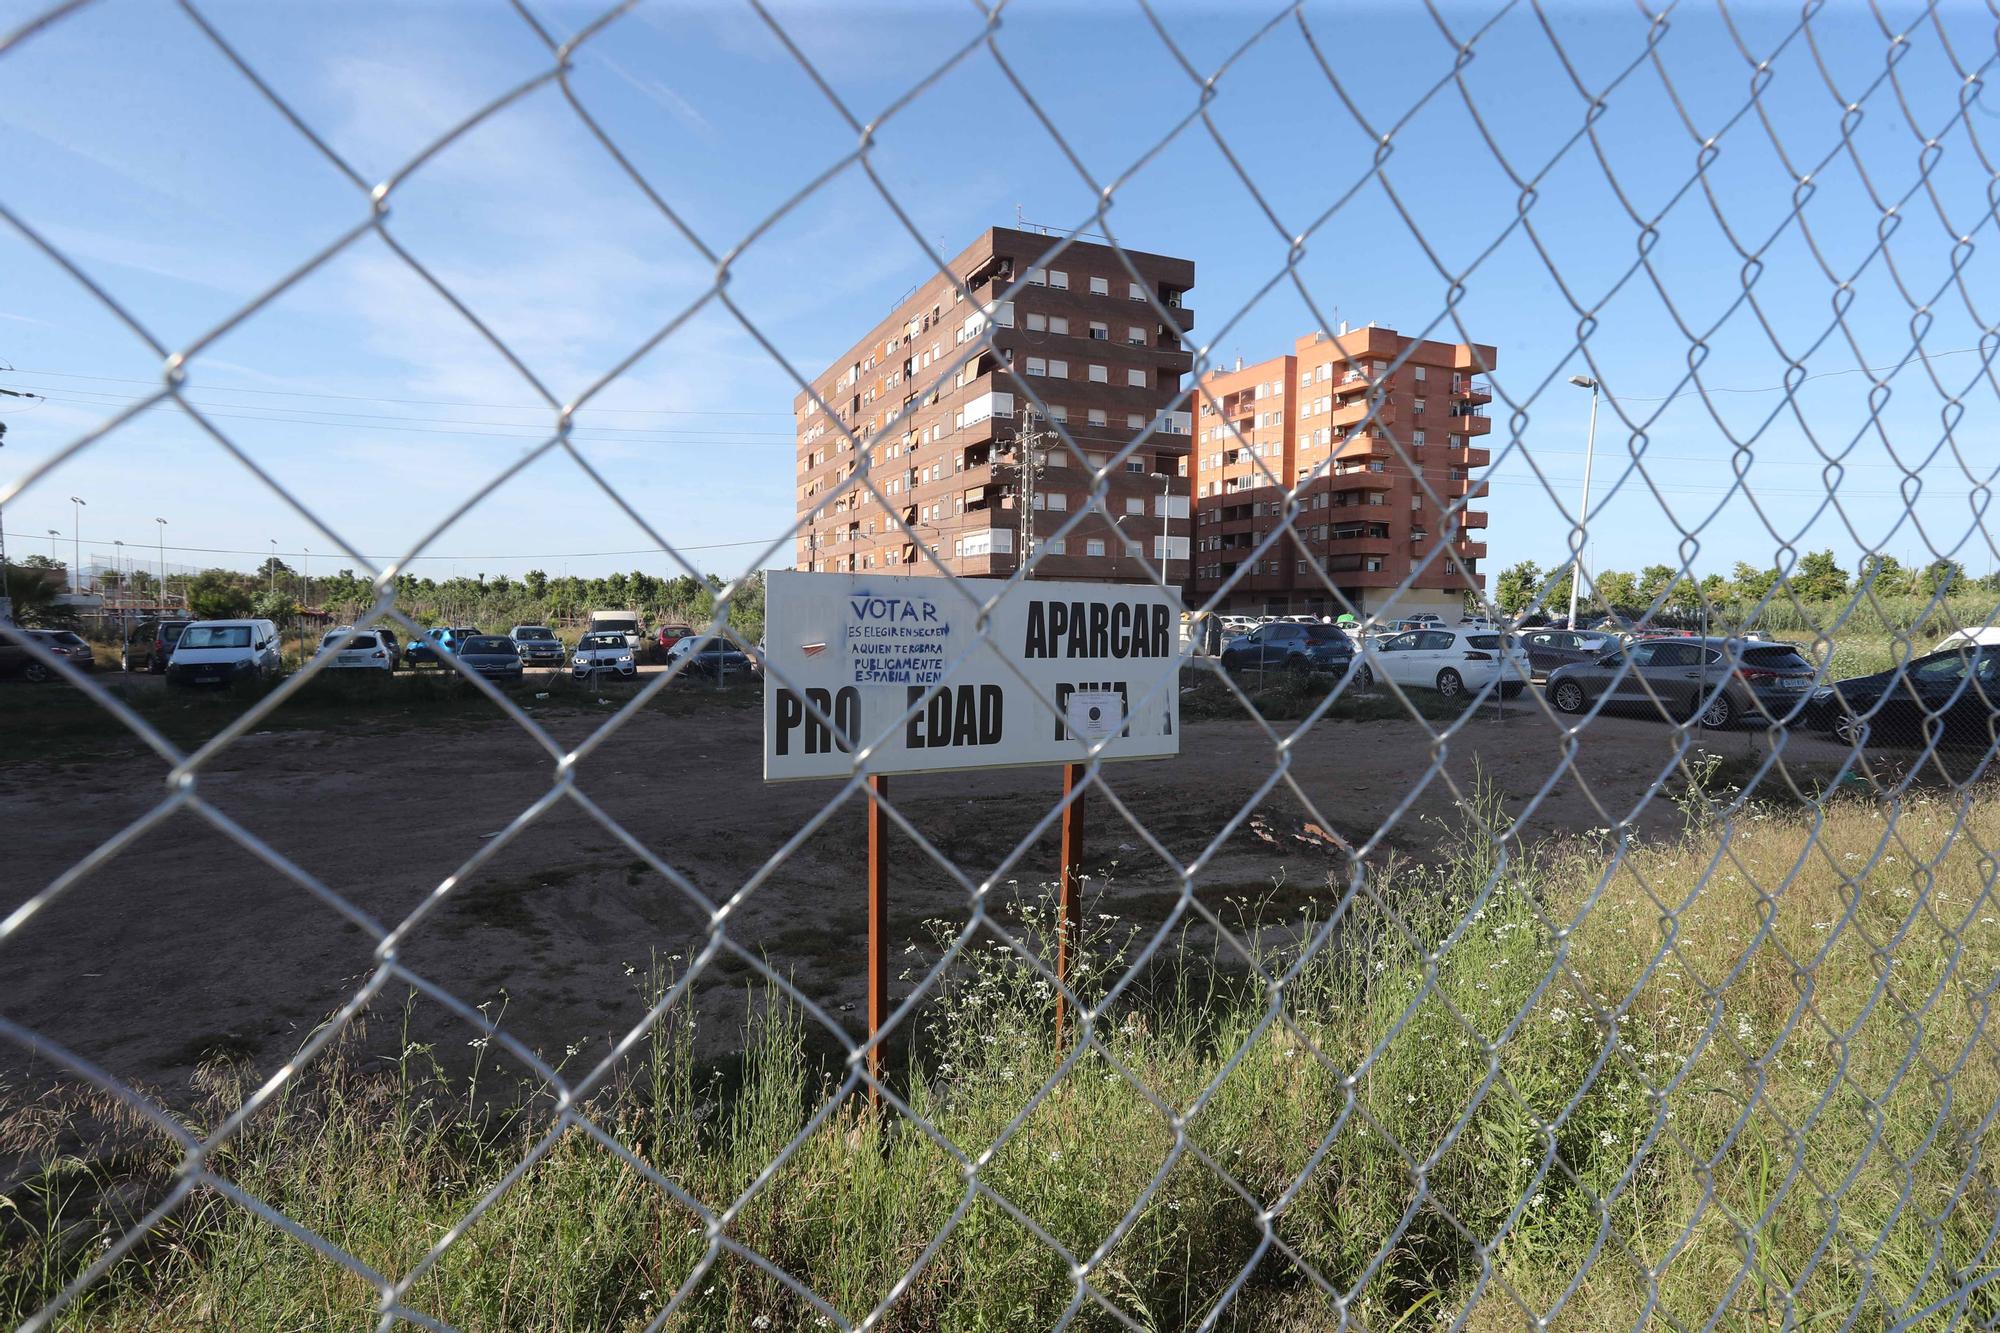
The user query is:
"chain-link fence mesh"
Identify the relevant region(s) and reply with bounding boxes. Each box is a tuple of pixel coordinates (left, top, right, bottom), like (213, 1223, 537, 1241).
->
(5, 0, 2000, 1329)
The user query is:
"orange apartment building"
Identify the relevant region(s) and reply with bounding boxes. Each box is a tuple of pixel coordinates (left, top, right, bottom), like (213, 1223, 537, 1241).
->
(795, 227, 1195, 583)
(1189, 325, 1493, 619)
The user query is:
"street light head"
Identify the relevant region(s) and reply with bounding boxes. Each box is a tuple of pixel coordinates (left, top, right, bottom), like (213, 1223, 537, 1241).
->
(70, 495, 85, 506)
(1568, 375, 1597, 390)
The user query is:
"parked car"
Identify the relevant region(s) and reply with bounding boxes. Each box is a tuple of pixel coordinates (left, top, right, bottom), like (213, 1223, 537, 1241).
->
(122, 618, 190, 672)
(652, 623, 696, 662)
(453, 635, 524, 684)
(1808, 644, 2000, 747)
(664, 634, 758, 681)
(508, 624, 566, 668)
(1366, 628, 1530, 699)
(1546, 636, 1817, 727)
(1517, 628, 1615, 678)
(405, 626, 479, 667)
(166, 618, 282, 688)
(318, 628, 396, 673)
(1931, 626, 2000, 656)
(0, 627, 94, 682)
(1220, 622, 1367, 684)
(571, 631, 638, 680)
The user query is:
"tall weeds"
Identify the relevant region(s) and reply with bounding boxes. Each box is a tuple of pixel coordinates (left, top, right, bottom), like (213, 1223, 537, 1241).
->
(6, 786, 1998, 1330)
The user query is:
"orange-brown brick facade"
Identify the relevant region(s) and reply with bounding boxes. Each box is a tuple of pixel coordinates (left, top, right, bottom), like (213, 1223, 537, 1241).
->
(795, 228, 1195, 584)
(1190, 327, 1492, 619)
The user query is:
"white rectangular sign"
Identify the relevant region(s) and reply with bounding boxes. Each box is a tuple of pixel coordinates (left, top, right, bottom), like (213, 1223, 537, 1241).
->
(763, 570, 1182, 782)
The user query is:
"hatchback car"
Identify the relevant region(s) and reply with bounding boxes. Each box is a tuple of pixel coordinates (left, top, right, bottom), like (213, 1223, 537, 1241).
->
(1220, 622, 1366, 683)
(318, 628, 396, 673)
(665, 634, 758, 681)
(1517, 628, 1615, 679)
(453, 635, 524, 684)
(1, 627, 94, 682)
(405, 626, 479, 667)
(571, 631, 638, 680)
(1808, 645, 2000, 748)
(508, 624, 566, 668)
(1366, 628, 1530, 699)
(1547, 636, 1817, 728)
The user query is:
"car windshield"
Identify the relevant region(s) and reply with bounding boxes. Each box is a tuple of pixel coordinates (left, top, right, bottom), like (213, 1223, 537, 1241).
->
(161, 623, 188, 642)
(181, 625, 252, 649)
(514, 627, 554, 640)
(462, 637, 514, 654)
(594, 618, 638, 633)
(579, 635, 624, 650)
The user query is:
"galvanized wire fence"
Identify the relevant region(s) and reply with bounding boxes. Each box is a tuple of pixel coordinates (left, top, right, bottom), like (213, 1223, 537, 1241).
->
(4, 0, 2000, 1329)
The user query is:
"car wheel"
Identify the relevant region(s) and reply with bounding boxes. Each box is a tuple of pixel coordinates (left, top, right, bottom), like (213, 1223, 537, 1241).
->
(1552, 680, 1586, 714)
(1698, 694, 1735, 729)
(1832, 713, 1868, 747)
(120, 652, 132, 672)
(1285, 653, 1312, 675)
(1435, 668, 1464, 699)
(22, 661, 52, 684)
(1353, 664, 1374, 689)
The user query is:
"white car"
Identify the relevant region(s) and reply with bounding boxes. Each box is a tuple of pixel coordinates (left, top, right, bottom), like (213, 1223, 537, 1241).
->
(570, 631, 637, 680)
(1365, 627, 1532, 699)
(318, 627, 396, 673)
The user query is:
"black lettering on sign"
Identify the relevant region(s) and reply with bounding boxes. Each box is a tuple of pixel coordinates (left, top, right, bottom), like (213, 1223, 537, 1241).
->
(906, 684, 1005, 749)
(1025, 601, 1047, 659)
(776, 686, 859, 755)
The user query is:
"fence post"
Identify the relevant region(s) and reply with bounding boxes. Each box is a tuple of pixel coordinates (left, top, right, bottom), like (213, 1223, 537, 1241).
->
(1056, 761, 1085, 1046)
(866, 772, 889, 1105)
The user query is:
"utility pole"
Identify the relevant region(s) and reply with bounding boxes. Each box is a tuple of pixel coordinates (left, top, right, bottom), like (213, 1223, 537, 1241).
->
(155, 519, 168, 613)
(69, 496, 85, 595)
(1008, 405, 1049, 578)
(0, 380, 41, 612)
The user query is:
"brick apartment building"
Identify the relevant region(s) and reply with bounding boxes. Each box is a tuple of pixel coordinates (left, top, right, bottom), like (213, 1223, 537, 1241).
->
(795, 227, 1195, 583)
(1189, 325, 1493, 620)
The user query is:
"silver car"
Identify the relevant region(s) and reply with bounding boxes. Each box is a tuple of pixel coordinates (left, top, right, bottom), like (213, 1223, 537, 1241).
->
(570, 632, 637, 680)
(1546, 636, 1817, 728)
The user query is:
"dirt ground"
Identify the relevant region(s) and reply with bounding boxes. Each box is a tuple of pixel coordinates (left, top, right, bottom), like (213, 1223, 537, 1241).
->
(0, 684, 1869, 1110)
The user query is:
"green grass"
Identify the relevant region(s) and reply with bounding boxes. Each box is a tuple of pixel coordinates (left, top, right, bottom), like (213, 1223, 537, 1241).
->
(8, 779, 1998, 1330)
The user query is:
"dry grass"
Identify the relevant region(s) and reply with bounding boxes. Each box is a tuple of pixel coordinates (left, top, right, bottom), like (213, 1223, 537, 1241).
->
(5, 780, 1998, 1330)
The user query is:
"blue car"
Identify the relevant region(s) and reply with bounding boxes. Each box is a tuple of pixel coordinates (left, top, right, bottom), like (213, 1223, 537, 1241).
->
(405, 626, 479, 668)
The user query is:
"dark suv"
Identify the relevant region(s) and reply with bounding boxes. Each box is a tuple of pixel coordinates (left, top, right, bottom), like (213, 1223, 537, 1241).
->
(123, 619, 191, 673)
(1220, 622, 1366, 683)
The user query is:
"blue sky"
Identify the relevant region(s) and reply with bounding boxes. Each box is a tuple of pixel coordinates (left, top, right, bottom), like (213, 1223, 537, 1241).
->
(2, 0, 1996, 593)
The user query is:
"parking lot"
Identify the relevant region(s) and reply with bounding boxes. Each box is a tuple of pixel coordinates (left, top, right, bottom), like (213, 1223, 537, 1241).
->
(0, 669, 1888, 1104)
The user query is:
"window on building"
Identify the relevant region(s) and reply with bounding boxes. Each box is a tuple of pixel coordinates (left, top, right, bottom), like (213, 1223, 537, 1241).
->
(1412, 430, 1426, 447)
(1127, 459, 1145, 474)
(1025, 312, 1047, 332)
(1089, 321, 1108, 340)
(1089, 275, 1109, 295)
(1087, 453, 1109, 468)
(1038, 536, 1067, 555)
(1087, 409, 1108, 428)
(1411, 496, 1423, 510)
(1048, 404, 1068, 422)
(1049, 359, 1069, 379)
(1049, 316, 1069, 335)
(1048, 270, 1069, 290)
(1414, 398, 1427, 416)
(1026, 356, 1047, 376)
(1128, 413, 1146, 429)
(1027, 267, 1048, 286)
(1413, 366, 1426, 381)
(1128, 326, 1147, 346)
(1128, 281, 1146, 300)
(1086, 538, 1106, 557)
(1047, 492, 1068, 511)
(1126, 497, 1145, 515)
(1046, 449, 1069, 467)
(1088, 364, 1108, 383)
(1127, 369, 1147, 388)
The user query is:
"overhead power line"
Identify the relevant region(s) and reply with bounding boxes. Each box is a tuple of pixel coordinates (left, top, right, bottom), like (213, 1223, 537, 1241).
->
(0, 527, 792, 563)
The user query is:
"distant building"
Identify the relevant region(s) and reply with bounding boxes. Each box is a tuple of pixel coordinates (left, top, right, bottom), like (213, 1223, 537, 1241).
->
(1189, 326, 1494, 619)
(794, 227, 1195, 584)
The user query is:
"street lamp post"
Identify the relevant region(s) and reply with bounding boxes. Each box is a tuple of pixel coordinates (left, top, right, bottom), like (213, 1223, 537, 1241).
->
(69, 496, 85, 594)
(47, 529, 59, 562)
(156, 519, 167, 612)
(1149, 471, 1176, 595)
(269, 539, 278, 594)
(1566, 375, 1600, 630)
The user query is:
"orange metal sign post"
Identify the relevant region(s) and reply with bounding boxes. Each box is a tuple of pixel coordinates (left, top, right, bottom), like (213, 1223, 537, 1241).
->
(1055, 761, 1086, 1046)
(866, 773, 890, 1107)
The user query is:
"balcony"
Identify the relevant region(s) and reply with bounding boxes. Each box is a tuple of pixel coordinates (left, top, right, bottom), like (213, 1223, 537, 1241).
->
(1446, 446, 1492, 468)
(1448, 407, 1492, 436)
(1459, 509, 1489, 529)
(1453, 378, 1493, 404)
(1328, 400, 1395, 430)
(1452, 540, 1488, 560)
(1321, 535, 1395, 557)
(1318, 468, 1393, 492)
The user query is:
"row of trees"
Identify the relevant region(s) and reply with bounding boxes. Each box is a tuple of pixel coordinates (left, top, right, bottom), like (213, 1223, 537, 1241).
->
(1490, 551, 2000, 629)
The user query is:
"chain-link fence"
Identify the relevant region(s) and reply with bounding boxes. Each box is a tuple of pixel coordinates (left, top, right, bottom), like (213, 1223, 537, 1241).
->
(5, 1, 2000, 1329)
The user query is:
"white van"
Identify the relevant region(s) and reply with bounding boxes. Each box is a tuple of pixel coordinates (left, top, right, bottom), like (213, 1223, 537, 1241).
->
(165, 618, 282, 688)
(587, 608, 645, 655)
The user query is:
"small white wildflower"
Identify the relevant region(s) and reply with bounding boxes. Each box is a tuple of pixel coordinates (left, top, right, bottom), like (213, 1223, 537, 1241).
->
(1598, 1130, 1617, 1148)
(1530, 1192, 1547, 1209)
